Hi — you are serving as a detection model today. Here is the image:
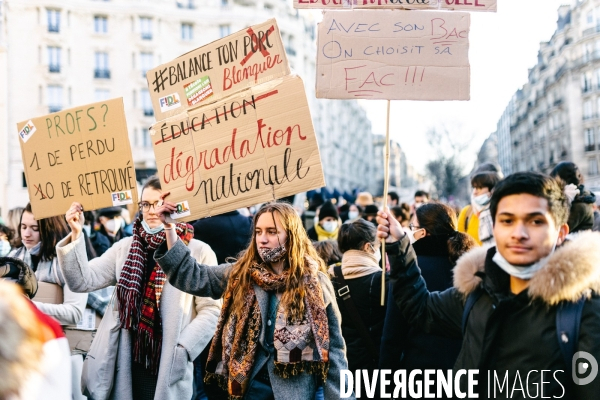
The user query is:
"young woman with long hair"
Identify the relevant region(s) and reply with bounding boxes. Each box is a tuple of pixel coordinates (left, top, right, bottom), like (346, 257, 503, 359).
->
(154, 201, 350, 400)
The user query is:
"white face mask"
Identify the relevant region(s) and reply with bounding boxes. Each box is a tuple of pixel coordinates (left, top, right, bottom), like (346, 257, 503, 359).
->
(369, 243, 382, 263)
(0, 239, 11, 257)
(322, 220, 338, 233)
(471, 193, 491, 212)
(492, 236, 560, 280)
(348, 211, 359, 220)
(104, 217, 122, 234)
(82, 225, 91, 236)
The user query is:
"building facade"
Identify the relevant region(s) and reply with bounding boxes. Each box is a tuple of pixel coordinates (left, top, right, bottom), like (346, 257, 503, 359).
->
(496, 0, 600, 190)
(0, 0, 379, 217)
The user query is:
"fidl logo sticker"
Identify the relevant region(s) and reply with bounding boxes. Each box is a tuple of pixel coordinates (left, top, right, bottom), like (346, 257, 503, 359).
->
(171, 201, 191, 219)
(111, 191, 133, 206)
(159, 93, 181, 112)
(19, 120, 37, 143)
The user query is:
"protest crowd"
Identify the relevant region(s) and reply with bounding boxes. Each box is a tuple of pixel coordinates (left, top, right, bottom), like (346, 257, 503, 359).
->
(3, 3, 600, 399)
(1, 159, 600, 400)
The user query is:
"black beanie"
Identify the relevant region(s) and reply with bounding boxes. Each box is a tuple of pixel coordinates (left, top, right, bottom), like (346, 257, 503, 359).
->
(0, 257, 38, 299)
(363, 204, 379, 215)
(319, 201, 339, 221)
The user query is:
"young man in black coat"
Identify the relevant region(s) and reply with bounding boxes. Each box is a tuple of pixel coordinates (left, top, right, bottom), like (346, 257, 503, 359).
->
(377, 172, 600, 398)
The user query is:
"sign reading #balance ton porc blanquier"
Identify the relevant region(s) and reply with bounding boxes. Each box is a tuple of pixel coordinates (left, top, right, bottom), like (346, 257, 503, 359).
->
(294, 0, 496, 12)
(148, 20, 325, 223)
(146, 19, 290, 121)
(317, 10, 471, 101)
(18, 98, 138, 219)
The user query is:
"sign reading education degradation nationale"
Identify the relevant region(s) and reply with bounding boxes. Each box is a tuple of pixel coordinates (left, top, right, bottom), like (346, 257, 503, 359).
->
(316, 10, 471, 101)
(18, 98, 138, 219)
(150, 75, 325, 222)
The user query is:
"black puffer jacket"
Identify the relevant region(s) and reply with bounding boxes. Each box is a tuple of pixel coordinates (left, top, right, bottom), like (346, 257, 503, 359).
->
(379, 235, 462, 377)
(388, 231, 600, 399)
(569, 187, 596, 232)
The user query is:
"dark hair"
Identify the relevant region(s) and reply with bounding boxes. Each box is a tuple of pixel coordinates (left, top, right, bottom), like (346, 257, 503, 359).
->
(473, 162, 503, 176)
(19, 203, 70, 261)
(0, 224, 14, 242)
(142, 175, 162, 197)
(313, 240, 343, 266)
(471, 171, 502, 191)
(414, 190, 429, 199)
(550, 161, 583, 186)
(391, 203, 411, 224)
(388, 191, 399, 203)
(337, 219, 377, 253)
(490, 172, 569, 226)
(416, 203, 476, 264)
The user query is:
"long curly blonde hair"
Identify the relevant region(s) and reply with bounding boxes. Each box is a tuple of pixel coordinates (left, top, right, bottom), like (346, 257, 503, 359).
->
(228, 202, 325, 323)
(0, 281, 44, 399)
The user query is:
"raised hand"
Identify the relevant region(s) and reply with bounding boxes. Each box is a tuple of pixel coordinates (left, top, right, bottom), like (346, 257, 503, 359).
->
(66, 202, 85, 240)
(376, 209, 404, 243)
(155, 192, 177, 226)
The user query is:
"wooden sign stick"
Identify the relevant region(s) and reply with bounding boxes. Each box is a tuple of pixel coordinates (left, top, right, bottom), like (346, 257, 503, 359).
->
(381, 100, 391, 306)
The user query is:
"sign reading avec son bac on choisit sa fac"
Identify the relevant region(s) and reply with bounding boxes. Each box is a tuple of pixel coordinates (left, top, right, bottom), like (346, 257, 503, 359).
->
(316, 9, 471, 101)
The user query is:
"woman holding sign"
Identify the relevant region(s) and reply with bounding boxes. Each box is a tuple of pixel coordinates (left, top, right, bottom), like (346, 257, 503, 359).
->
(57, 176, 221, 400)
(153, 200, 351, 400)
(9, 203, 88, 399)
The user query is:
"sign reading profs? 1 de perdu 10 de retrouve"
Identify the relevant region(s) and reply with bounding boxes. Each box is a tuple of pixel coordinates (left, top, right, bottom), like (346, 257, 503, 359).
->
(316, 9, 471, 101)
(148, 20, 325, 222)
(18, 98, 138, 219)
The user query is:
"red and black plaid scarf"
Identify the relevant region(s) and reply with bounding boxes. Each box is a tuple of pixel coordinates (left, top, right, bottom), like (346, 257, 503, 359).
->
(117, 217, 193, 374)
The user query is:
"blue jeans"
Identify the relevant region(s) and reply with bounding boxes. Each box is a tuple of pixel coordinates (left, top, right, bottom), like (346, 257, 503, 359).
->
(314, 386, 324, 400)
(191, 356, 208, 400)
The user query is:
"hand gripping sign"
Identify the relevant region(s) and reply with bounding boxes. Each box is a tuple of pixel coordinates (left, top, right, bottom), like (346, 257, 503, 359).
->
(17, 98, 138, 219)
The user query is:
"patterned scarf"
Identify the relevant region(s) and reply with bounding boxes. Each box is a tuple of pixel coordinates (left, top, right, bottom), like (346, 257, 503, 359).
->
(205, 260, 330, 398)
(117, 217, 194, 374)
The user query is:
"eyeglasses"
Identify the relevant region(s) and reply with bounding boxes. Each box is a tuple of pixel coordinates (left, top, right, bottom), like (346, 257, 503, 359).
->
(138, 201, 160, 212)
(409, 223, 420, 231)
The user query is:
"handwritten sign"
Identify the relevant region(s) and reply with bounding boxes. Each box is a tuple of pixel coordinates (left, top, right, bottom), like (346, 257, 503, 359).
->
(18, 98, 138, 219)
(146, 19, 290, 121)
(294, 0, 496, 12)
(316, 10, 471, 100)
(150, 75, 325, 222)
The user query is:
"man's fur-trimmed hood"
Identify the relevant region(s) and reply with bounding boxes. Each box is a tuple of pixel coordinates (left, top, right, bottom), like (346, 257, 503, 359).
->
(453, 231, 600, 305)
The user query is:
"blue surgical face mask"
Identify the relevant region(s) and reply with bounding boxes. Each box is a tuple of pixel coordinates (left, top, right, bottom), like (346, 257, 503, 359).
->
(141, 219, 164, 235)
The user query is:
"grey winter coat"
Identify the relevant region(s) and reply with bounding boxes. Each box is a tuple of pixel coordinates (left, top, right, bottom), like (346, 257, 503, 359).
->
(155, 239, 354, 400)
(56, 233, 221, 400)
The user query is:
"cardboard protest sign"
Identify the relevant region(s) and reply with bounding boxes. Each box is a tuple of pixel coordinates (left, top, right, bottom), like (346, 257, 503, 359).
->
(150, 75, 325, 222)
(18, 98, 137, 219)
(146, 19, 290, 121)
(316, 10, 470, 101)
(294, 0, 496, 12)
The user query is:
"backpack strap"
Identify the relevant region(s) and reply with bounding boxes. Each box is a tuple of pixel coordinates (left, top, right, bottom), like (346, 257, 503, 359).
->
(462, 286, 484, 335)
(556, 296, 587, 377)
(332, 266, 379, 360)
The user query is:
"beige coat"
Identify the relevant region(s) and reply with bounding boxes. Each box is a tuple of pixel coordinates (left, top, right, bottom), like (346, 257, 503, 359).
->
(57, 233, 221, 400)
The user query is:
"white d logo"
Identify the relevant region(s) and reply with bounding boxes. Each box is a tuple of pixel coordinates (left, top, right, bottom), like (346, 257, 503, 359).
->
(573, 351, 599, 386)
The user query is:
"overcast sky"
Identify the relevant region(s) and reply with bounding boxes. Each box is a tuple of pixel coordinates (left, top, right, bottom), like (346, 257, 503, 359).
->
(308, 1, 571, 174)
